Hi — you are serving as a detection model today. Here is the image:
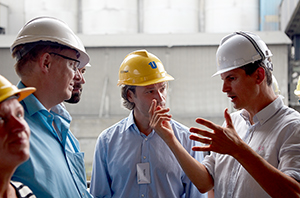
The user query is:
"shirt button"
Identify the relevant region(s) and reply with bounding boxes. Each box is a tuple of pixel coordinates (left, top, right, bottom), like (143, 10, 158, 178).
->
(143, 156, 146, 159)
(141, 194, 144, 197)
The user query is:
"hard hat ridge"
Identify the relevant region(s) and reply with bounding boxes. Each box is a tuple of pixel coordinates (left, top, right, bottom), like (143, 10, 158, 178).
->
(10, 16, 90, 69)
(117, 49, 174, 86)
(213, 31, 273, 76)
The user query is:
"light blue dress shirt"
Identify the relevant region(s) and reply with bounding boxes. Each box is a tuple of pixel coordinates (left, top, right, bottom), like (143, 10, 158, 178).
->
(90, 111, 206, 198)
(202, 96, 300, 198)
(12, 82, 93, 198)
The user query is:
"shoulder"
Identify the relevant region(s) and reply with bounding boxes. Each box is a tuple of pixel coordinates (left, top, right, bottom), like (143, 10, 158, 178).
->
(98, 117, 129, 139)
(170, 119, 189, 133)
(11, 181, 36, 198)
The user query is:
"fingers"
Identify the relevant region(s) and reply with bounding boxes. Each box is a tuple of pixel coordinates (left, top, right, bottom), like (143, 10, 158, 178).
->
(190, 134, 212, 145)
(224, 108, 233, 129)
(190, 125, 215, 139)
(149, 99, 157, 117)
(192, 145, 211, 152)
(195, 117, 219, 132)
(149, 99, 171, 128)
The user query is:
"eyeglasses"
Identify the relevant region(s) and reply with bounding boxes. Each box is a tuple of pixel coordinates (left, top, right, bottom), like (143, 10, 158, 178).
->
(49, 52, 80, 72)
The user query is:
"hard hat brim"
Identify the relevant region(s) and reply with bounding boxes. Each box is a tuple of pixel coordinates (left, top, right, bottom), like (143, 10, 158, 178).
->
(294, 90, 300, 96)
(118, 74, 174, 86)
(0, 87, 36, 103)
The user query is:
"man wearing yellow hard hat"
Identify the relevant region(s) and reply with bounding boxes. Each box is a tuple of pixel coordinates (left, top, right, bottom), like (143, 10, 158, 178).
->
(0, 75, 36, 198)
(90, 50, 206, 198)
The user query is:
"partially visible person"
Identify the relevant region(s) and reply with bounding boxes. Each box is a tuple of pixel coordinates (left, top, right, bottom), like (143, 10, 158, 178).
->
(90, 49, 206, 198)
(149, 31, 300, 198)
(0, 75, 36, 198)
(65, 60, 90, 104)
(10, 16, 93, 198)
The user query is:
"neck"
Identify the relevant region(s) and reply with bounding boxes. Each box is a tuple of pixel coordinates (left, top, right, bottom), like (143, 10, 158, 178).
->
(0, 169, 16, 198)
(246, 88, 277, 124)
(133, 112, 152, 136)
(22, 80, 59, 111)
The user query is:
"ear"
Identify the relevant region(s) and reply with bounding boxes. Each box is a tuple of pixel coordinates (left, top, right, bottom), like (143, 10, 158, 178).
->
(255, 67, 265, 84)
(39, 53, 52, 73)
(127, 90, 135, 103)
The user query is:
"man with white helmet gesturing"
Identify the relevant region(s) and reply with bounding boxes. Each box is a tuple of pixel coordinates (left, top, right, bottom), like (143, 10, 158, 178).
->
(90, 49, 206, 198)
(149, 31, 300, 197)
(10, 17, 93, 198)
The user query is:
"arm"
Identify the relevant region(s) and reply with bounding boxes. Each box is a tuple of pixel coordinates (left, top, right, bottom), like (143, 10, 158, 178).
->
(190, 108, 300, 198)
(90, 136, 112, 198)
(148, 100, 214, 193)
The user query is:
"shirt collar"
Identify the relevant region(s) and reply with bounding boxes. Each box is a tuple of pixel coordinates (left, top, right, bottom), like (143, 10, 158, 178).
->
(125, 111, 137, 131)
(125, 111, 155, 137)
(51, 103, 72, 122)
(17, 81, 72, 123)
(17, 81, 47, 116)
(241, 96, 284, 125)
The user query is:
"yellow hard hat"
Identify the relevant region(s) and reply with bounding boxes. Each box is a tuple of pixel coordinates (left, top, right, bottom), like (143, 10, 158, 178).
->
(0, 75, 36, 103)
(117, 50, 174, 86)
(294, 76, 300, 96)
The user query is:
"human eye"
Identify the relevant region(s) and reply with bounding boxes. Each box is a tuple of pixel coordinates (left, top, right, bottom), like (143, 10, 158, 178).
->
(227, 76, 236, 81)
(0, 116, 5, 126)
(15, 108, 24, 119)
(80, 68, 86, 75)
(147, 90, 153, 94)
(16, 112, 23, 118)
(69, 61, 77, 72)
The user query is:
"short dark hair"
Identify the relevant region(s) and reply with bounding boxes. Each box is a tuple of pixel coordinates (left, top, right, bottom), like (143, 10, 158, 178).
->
(13, 42, 75, 78)
(240, 59, 272, 86)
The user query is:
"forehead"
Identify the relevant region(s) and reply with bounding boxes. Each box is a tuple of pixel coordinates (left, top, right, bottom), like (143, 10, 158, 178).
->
(140, 81, 167, 90)
(0, 98, 21, 113)
(59, 48, 78, 59)
(220, 68, 245, 80)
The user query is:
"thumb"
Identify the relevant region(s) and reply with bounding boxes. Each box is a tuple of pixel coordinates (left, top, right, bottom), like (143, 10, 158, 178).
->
(224, 108, 233, 129)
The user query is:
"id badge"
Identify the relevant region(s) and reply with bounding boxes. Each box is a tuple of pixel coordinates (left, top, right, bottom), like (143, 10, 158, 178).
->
(137, 162, 151, 184)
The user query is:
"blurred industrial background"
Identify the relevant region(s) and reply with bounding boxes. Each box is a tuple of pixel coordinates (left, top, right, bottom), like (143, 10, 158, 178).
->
(0, 0, 300, 179)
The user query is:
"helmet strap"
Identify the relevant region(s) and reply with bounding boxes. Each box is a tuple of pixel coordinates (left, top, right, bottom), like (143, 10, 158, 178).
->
(236, 31, 273, 71)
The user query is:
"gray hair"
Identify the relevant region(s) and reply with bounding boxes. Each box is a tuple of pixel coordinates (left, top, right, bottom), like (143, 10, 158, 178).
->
(121, 85, 136, 110)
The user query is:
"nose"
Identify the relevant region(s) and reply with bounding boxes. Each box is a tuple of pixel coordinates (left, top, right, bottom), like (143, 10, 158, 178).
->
(155, 90, 166, 103)
(222, 81, 230, 93)
(9, 115, 26, 134)
(74, 69, 86, 84)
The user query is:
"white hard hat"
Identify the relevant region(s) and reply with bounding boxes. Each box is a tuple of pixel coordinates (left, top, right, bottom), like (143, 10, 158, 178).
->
(272, 74, 280, 96)
(213, 31, 273, 76)
(11, 16, 90, 69)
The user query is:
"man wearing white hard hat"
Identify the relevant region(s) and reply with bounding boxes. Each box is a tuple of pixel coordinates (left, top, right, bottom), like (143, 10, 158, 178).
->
(149, 31, 300, 197)
(10, 16, 93, 198)
(64, 63, 91, 104)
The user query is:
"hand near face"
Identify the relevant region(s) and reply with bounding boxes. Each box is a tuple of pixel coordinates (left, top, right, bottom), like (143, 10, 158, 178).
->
(148, 99, 174, 143)
(189, 108, 244, 157)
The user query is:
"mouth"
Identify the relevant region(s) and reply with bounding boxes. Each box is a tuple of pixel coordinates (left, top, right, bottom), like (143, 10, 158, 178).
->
(72, 84, 82, 93)
(227, 95, 237, 102)
(10, 134, 29, 145)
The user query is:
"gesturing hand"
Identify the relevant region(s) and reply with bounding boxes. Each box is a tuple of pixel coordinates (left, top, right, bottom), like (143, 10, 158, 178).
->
(148, 99, 174, 143)
(189, 108, 244, 157)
